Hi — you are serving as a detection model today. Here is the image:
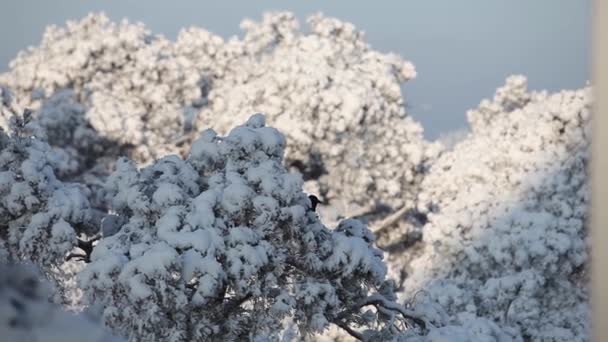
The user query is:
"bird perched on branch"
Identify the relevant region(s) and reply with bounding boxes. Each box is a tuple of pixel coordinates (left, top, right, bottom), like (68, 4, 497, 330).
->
(308, 195, 322, 212)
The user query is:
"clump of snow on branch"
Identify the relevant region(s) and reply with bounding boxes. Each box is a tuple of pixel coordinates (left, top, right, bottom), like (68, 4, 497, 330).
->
(393, 76, 591, 341)
(0, 263, 123, 342)
(79, 114, 428, 341)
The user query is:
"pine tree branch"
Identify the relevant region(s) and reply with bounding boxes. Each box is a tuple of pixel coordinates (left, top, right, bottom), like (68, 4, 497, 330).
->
(333, 294, 427, 339)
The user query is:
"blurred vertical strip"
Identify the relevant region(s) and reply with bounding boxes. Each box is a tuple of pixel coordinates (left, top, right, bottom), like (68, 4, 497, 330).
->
(592, 0, 608, 340)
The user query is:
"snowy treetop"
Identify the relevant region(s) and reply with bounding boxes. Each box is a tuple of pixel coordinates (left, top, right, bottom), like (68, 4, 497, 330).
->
(396, 76, 592, 341)
(0, 12, 437, 214)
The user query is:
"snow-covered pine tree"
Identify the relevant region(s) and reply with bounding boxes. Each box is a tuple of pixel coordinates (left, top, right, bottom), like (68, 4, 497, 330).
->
(78, 114, 431, 341)
(393, 76, 591, 341)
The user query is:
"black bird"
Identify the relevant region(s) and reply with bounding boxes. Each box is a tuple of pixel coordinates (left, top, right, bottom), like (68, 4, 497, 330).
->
(308, 195, 322, 212)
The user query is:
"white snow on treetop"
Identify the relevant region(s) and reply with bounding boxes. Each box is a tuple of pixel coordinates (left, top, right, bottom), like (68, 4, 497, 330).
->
(0, 12, 437, 214)
(190, 13, 436, 210)
(392, 76, 591, 341)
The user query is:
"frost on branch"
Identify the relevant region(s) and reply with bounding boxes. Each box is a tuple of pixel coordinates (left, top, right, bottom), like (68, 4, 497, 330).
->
(79, 114, 427, 341)
(0, 263, 123, 342)
(394, 77, 591, 341)
(0, 115, 93, 269)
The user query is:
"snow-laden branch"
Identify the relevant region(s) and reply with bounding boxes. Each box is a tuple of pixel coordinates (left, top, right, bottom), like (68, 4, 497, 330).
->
(333, 294, 428, 340)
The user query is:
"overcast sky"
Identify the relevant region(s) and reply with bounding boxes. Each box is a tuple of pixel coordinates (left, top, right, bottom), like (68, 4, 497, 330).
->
(0, 1, 591, 139)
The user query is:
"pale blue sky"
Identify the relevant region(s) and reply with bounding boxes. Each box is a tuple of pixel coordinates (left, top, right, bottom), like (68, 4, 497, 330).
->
(0, 1, 591, 139)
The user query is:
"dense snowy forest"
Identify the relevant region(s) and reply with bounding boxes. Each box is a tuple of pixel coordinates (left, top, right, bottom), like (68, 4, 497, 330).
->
(0, 12, 590, 341)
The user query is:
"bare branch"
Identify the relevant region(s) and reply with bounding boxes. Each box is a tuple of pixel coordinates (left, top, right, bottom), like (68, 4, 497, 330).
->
(334, 321, 364, 340)
(223, 293, 253, 314)
(65, 252, 87, 262)
(372, 206, 409, 235)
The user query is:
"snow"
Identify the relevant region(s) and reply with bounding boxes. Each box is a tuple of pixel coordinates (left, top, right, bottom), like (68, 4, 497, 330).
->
(100, 214, 123, 237)
(389, 76, 591, 341)
(221, 180, 254, 214)
(0, 11, 593, 342)
(152, 182, 184, 207)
